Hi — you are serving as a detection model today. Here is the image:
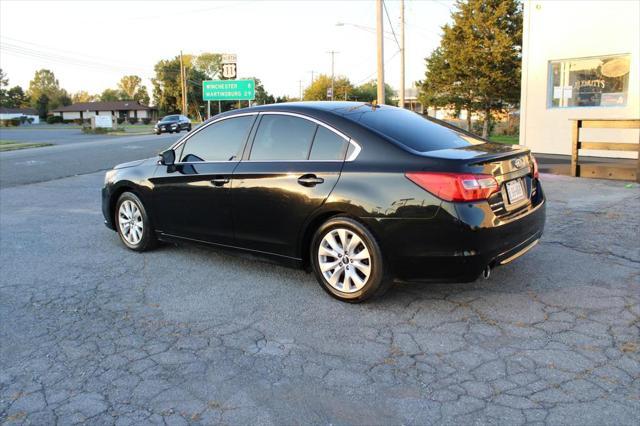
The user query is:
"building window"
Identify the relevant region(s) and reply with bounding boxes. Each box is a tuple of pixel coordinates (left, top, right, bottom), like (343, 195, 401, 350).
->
(548, 54, 630, 108)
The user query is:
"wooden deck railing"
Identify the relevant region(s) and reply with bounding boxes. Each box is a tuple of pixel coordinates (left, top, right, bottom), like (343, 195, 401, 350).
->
(570, 119, 640, 182)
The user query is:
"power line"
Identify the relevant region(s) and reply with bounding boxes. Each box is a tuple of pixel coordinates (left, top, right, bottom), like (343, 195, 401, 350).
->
(0, 35, 147, 70)
(353, 49, 401, 86)
(382, 0, 401, 50)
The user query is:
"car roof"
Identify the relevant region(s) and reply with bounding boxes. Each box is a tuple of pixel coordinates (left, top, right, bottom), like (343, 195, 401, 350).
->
(210, 101, 382, 121)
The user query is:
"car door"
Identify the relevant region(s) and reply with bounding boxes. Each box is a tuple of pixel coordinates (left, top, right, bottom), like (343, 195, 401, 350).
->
(231, 112, 351, 258)
(150, 113, 257, 244)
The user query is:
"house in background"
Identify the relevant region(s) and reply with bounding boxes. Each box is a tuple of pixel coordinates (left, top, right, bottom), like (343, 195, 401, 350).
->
(51, 101, 158, 122)
(519, 0, 639, 157)
(0, 107, 40, 124)
(398, 87, 424, 114)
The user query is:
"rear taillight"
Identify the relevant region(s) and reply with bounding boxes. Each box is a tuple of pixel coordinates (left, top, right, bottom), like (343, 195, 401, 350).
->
(531, 155, 539, 179)
(405, 172, 499, 202)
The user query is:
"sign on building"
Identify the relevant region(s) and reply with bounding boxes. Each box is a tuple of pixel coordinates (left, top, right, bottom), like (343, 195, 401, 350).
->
(202, 79, 255, 101)
(94, 115, 113, 129)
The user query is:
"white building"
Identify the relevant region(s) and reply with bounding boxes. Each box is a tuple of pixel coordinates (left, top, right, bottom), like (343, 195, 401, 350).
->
(519, 1, 639, 157)
(0, 107, 40, 124)
(51, 101, 157, 122)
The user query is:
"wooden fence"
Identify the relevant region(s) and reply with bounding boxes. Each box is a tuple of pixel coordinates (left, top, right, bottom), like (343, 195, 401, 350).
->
(570, 119, 640, 182)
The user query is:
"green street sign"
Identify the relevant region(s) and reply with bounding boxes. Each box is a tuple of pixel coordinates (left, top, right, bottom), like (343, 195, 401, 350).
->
(202, 79, 255, 101)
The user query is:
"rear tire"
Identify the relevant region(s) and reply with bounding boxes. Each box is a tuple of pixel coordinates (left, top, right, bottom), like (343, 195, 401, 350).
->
(311, 217, 390, 303)
(115, 192, 157, 252)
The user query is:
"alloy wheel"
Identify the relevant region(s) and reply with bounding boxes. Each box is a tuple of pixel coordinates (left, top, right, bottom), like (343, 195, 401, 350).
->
(118, 200, 143, 245)
(318, 228, 372, 293)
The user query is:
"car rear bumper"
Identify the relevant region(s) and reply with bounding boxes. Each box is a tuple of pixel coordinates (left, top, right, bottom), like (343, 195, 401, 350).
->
(363, 186, 546, 282)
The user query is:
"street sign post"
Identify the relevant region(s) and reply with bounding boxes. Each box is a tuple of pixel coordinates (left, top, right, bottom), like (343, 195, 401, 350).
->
(326, 87, 333, 99)
(202, 79, 255, 101)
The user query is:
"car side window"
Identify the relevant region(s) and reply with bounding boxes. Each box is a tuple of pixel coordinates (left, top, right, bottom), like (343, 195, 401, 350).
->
(179, 115, 254, 162)
(250, 115, 317, 161)
(309, 126, 348, 161)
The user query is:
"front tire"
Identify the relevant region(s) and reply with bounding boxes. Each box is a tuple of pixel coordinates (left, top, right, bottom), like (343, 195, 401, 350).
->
(115, 192, 157, 252)
(311, 217, 390, 303)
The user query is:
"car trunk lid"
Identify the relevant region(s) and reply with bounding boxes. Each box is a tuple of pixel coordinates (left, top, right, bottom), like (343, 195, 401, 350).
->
(423, 143, 537, 217)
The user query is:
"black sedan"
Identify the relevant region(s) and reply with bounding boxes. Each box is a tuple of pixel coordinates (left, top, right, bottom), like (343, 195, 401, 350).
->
(154, 114, 191, 134)
(103, 102, 545, 302)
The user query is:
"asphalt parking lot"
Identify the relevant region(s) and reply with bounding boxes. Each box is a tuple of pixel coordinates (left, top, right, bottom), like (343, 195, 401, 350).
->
(1, 166, 639, 424)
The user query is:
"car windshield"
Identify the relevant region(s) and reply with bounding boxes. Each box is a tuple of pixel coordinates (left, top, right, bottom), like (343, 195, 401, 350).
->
(160, 115, 179, 122)
(341, 106, 484, 153)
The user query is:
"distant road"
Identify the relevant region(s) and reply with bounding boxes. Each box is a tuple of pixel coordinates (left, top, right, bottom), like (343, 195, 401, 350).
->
(0, 131, 181, 188)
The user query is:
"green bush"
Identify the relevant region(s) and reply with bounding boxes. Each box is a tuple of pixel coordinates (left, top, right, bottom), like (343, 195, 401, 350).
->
(46, 115, 63, 124)
(0, 118, 21, 127)
(81, 126, 124, 134)
(142, 118, 151, 125)
(116, 117, 125, 124)
(128, 117, 138, 125)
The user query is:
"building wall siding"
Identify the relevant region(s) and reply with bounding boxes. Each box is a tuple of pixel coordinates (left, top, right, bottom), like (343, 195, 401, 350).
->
(519, 0, 639, 157)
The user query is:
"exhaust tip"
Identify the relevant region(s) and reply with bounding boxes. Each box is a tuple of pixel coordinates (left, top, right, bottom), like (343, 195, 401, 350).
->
(482, 265, 491, 280)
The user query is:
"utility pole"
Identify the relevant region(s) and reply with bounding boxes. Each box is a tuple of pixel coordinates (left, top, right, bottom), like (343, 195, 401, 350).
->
(327, 51, 338, 101)
(310, 70, 315, 86)
(298, 80, 303, 100)
(399, 0, 405, 109)
(376, 0, 385, 104)
(179, 51, 186, 114)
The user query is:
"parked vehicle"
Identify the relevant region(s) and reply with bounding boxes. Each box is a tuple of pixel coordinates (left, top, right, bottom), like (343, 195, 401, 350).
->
(154, 115, 191, 134)
(103, 102, 545, 302)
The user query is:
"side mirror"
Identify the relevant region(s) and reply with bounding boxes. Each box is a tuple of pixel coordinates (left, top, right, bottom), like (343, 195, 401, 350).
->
(159, 149, 175, 166)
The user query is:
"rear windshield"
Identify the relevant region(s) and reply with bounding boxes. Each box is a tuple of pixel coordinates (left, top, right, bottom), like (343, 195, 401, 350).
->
(343, 106, 484, 153)
(161, 115, 179, 122)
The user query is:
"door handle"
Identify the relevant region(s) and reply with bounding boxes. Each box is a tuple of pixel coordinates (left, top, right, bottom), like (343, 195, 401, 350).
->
(297, 174, 324, 187)
(211, 177, 230, 186)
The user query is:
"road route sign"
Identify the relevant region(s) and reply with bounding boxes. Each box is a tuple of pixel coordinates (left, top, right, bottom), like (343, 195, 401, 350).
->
(221, 53, 237, 79)
(202, 79, 255, 101)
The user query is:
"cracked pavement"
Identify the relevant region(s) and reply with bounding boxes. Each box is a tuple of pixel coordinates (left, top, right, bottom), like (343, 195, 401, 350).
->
(0, 172, 638, 425)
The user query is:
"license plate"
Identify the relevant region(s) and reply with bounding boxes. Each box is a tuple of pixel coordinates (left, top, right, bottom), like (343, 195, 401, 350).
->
(505, 179, 525, 204)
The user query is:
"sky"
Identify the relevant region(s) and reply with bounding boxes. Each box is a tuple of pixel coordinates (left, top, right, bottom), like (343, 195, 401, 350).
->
(0, 0, 454, 99)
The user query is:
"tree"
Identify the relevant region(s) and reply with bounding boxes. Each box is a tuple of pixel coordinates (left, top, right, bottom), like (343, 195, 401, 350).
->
(0, 68, 8, 106)
(303, 74, 354, 101)
(72, 91, 97, 103)
(6, 86, 28, 108)
(194, 53, 222, 78)
(152, 56, 186, 115)
(352, 80, 397, 104)
(118, 75, 143, 99)
(100, 88, 122, 102)
(418, 47, 476, 130)
(0, 69, 29, 108)
(26, 69, 69, 113)
(133, 85, 150, 105)
(418, 0, 522, 137)
(36, 94, 49, 118)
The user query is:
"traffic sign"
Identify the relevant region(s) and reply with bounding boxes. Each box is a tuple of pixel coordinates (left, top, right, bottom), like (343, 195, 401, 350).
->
(221, 53, 237, 79)
(222, 63, 237, 79)
(222, 53, 237, 63)
(326, 87, 333, 98)
(202, 79, 255, 101)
